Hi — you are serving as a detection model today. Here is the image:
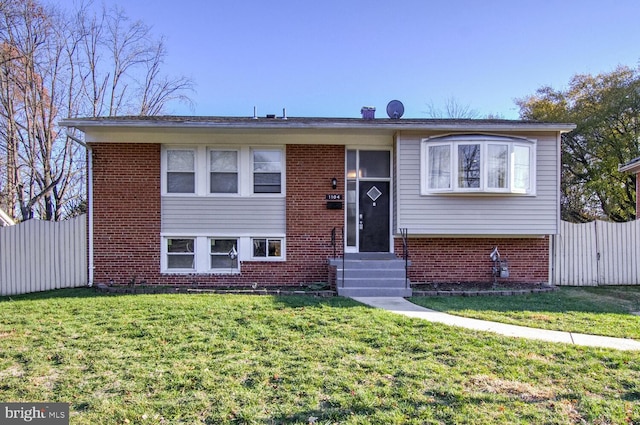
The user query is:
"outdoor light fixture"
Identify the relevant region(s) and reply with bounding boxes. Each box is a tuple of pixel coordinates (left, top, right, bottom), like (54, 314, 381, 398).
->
(331, 177, 338, 189)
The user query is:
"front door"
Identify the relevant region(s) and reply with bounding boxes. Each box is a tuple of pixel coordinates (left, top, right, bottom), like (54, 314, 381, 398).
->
(359, 181, 390, 252)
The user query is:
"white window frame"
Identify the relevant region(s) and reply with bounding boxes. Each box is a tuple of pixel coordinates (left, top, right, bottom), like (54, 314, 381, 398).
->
(164, 148, 197, 195)
(251, 237, 285, 261)
(164, 237, 196, 272)
(251, 148, 285, 195)
(209, 237, 240, 272)
(421, 135, 536, 195)
(162, 146, 285, 197)
(208, 148, 240, 195)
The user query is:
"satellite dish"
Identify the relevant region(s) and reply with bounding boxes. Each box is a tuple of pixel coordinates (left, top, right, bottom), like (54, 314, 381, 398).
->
(386, 100, 404, 119)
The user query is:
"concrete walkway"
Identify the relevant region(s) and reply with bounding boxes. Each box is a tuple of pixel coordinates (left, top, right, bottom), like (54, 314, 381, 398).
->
(352, 297, 640, 351)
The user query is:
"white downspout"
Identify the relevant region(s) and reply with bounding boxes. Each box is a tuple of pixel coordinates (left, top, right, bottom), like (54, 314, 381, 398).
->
(67, 132, 94, 287)
(87, 145, 94, 286)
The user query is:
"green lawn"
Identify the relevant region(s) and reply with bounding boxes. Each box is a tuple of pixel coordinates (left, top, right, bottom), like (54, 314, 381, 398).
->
(0, 289, 639, 424)
(410, 286, 640, 340)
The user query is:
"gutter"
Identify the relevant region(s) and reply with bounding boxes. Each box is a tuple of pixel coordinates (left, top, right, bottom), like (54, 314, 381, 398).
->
(67, 132, 94, 287)
(59, 117, 578, 134)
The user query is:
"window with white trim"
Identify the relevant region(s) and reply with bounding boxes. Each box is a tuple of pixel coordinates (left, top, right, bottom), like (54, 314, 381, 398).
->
(422, 135, 536, 195)
(166, 149, 196, 193)
(253, 149, 282, 193)
(210, 238, 239, 270)
(166, 238, 195, 270)
(209, 150, 238, 194)
(252, 238, 282, 259)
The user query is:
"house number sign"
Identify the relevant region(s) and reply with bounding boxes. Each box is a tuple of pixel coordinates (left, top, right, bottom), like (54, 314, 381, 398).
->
(325, 194, 343, 200)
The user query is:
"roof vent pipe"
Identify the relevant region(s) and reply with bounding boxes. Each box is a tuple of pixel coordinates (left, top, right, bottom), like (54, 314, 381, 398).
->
(253, 106, 258, 119)
(282, 108, 287, 120)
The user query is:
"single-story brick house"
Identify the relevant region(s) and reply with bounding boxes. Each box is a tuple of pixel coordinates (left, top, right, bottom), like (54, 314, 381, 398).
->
(61, 113, 575, 296)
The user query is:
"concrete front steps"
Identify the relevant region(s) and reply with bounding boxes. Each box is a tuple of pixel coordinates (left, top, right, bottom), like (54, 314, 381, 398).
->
(329, 253, 412, 297)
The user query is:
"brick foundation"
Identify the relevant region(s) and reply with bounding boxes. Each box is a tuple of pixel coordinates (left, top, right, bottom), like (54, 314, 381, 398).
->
(394, 237, 549, 285)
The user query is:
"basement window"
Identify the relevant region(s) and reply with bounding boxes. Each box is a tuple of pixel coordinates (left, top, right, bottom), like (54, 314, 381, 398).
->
(166, 238, 195, 270)
(210, 238, 239, 270)
(252, 238, 283, 260)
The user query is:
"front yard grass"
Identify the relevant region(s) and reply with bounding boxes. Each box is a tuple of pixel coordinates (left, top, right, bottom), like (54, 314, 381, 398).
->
(1, 289, 639, 424)
(410, 286, 640, 340)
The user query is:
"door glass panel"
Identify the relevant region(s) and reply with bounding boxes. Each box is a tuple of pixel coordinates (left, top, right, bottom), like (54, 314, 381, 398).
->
(347, 150, 357, 179)
(359, 151, 390, 178)
(346, 180, 357, 246)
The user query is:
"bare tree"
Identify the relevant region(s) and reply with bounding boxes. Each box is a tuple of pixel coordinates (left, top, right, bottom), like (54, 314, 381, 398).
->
(424, 96, 480, 119)
(0, 0, 193, 221)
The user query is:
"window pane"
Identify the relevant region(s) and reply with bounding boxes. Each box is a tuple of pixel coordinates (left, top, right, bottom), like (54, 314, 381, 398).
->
(168, 238, 194, 253)
(210, 239, 236, 254)
(513, 145, 531, 191)
(168, 255, 194, 269)
(254, 173, 281, 193)
(210, 151, 237, 172)
(346, 180, 357, 246)
(253, 150, 282, 172)
(167, 238, 194, 270)
(457, 144, 480, 188)
(253, 239, 266, 257)
(487, 144, 508, 189)
(168, 150, 194, 171)
(428, 145, 451, 189)
(210, 239, 238, 269)
(211, 255, 238, 269)
(168, 172, 195, 193)
(359, 151, 390, 178)
(347, 150, 357, 179)
(210, 172, 238, 193)
(268, 240, 281, 257)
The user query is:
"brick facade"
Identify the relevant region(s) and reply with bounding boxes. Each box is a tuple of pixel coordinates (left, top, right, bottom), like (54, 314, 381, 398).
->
(394, 236, 549, 284)
(91, 142, 548, 287)
(90, 143, 345, 286)
(91, 143, 162, 285)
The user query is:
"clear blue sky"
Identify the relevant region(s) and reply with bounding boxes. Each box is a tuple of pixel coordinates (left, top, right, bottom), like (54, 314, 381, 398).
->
(85, 0, 640, 119)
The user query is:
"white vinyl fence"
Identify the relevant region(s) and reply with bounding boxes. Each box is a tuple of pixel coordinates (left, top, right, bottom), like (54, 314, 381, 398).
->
(553, 220, 640, 286)
(0, 215, 87, 296)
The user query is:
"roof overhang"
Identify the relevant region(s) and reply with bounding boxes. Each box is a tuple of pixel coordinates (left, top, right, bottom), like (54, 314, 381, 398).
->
(60, 116, 577, 134)
(619, 156, 640, 174)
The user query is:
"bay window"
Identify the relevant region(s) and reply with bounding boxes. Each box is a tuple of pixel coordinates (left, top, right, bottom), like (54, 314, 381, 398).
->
(422, 135, 535, 195)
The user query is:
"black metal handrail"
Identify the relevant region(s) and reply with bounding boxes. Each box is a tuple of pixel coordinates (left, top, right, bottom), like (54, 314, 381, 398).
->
(400, 228, 409, 289)
(331, 227, 337, 258)
(330, 227, 345, 288)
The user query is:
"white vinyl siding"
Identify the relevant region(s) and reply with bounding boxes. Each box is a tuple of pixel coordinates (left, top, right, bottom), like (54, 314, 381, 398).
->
(398, 133, 559, 235)
(162, 197, 285, 234)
